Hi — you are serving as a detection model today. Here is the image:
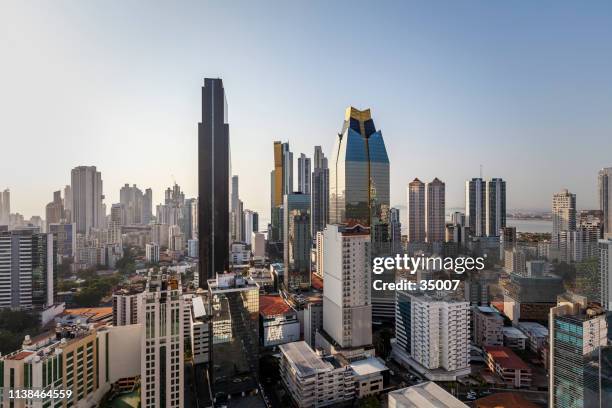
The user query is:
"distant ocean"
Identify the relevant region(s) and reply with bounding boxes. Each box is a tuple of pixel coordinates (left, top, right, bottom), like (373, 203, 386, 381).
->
(507, 219, 552, 233)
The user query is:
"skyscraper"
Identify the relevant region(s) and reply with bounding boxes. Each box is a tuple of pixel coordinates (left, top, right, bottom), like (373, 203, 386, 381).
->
(63, 184, 72, 222)
(330, 107, 391, 320)
(120, 183, 145, 225)
(71, 166, 104, 235)
(466, 178, 486, 237)
(552, 189, 577, 249)
(390, 207, 402, 253)
(425, 178, 445, 243)
(230, 175, 244, 243)
(549, 295, 608, 408)
(599, 238, 612, 310)
(140, 273, 185, 408)
(298, 153, 311, 194)
(271, 141, 293, 243)
(0, 188, 9, 226)
(598, 167, 612, 238)
(0, 229, 55, 309)
(198, 78, 230, 283)
(407, 178, 425, 242)
(45, 190, 64, 225)
(311, 145, 329, 236)
(243, 209, 255, 245)
(486, 178, 506, 237)
(143, 187, 153, 224)
(283, 193, 311, 289)
(322, 224, 372, 348)
(329, 107, 389, 228)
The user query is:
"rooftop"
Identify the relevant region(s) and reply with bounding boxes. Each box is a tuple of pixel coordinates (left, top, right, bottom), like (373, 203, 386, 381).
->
(474, 392, 539, 408)
(350, 356, 387, 377)
(388, 381, 468, 408)
(63, 307, 113, 322)
(484, 346, 530, 370)
(260, 295, 292, 317)
(279, 341, 332, 377)
(311, 274, 323, 291)
(517, 321, 548, 337)
(502, 326, 528, 340)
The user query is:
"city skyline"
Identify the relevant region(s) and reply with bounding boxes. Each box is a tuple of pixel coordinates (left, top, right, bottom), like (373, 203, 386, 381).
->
(3, 1, 612, 219)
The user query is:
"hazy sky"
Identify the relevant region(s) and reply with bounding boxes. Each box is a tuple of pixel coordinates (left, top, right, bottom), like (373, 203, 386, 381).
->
(2, 1, 612, 222)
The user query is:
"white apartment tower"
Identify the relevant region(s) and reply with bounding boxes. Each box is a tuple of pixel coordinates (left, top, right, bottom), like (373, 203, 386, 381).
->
(407, 178, 426, 242)
(599, 238, 612, 310)
(322, 224, 372, 348)
(139, 273, 184, 408)
(552, 189, 576, 248)
(395, 291, 470, 379)
(71, 166, 104, 235)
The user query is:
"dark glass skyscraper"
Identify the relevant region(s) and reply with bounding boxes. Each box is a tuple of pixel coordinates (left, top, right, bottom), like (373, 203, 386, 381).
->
(198, 78, 230, 285)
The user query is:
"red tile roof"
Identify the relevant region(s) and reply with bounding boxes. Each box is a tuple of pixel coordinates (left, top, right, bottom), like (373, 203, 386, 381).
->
(260, 295, 292, 317)
(484, 346, 530, 370)
(6, 351, 34, 361)
(311, 274, 323, 290)
(475, 392, 539, 408)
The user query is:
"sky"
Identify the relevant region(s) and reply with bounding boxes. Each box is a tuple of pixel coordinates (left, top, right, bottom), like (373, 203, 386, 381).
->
(2, 1, 612, 223)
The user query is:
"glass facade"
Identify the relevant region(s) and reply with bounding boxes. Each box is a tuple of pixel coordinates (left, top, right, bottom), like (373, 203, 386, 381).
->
(198, 78, 230, 283)
(283, 193, 311, 290)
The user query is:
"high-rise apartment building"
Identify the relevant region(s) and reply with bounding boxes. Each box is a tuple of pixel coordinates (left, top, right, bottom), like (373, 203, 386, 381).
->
(112, 288, 141, 326)
(465, 178, 486, 237)
(549, 295, 608, 408)
(425, 178, 445, 242)
(599, 238, 612, 310)
(322, 224, 372, 348)
(63, 185, 72, 222)
(143, 188, 153, 224)
(45, 190, 64, 225)
(407, 178, 425, 242)
(198, 78, 230, 283)
(120, 183, 146, 225)
(230, 175, 244, 243)
(298, 153, 311, 194)
(389, 207, 402, 253)
(71, 166, 104, 235)
(0, 188, 10, 226)
(486, 178, 506, 237)
(598, 167, 612, 238)
(208, 272, 259, 398)
(552, 189, 577, 248)
(139, 273, 185, 408)
(283, 193, 311, 289)
(48, 222, 76, 260)
(311, 146, 329, 236)
(0, 229, 55, 309)
(243, 209, 255, 245)
(394, 292, 470, 380)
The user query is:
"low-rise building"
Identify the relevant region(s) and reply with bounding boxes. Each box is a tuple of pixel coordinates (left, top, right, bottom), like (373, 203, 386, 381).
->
(388, 381, 468, 408)
(484, 346, 532, 388)
(350, 356, 387, 398)
(502, 327, 527, 350)
(190, 295, 210, 365)
(260, 295, 300, 347)
(517, 321, 548, 353)
(279, 341, 354, 408)
(472, 306, 504, 347)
